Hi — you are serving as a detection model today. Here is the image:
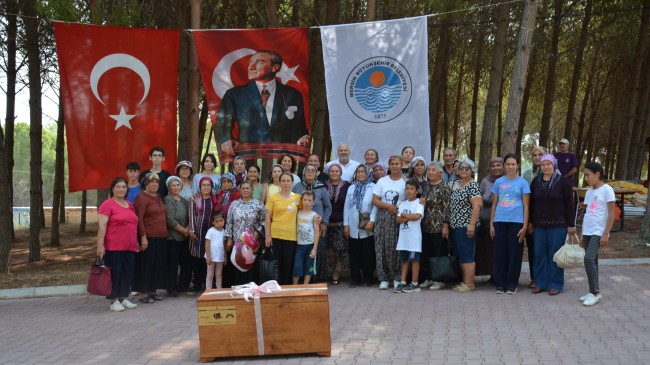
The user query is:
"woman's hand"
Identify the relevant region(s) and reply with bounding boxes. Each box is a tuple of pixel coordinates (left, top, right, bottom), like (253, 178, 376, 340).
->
(97, 244, 105, 258)
(442, 225, 449, 240)
(189, 232, 197, 241)
(343, 226, 350, 239)
(490, 225, 495, 240)
(517, 227, 527, 243)
(467, 226, 475, 238)
(226, 238, 233, 252)
(140, 237, 148, 251)
(320, 223, 327, 237)
(265, 235, 272, 247)
(365, 221, 375, 232)
(309, 248, 316, 258)
(388, 204, 398, 215)
(567, 227, 576, 236)
(527, 223, 534, 235)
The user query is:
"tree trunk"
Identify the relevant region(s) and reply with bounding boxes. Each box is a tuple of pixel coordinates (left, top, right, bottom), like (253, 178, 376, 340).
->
(635, 91, 650, 179)
(503, 0, 539, 155)
(616, 0, 650, 180)
(22, 0, 43, 262)
(452, 48, 466, 150)
(51, 96, 65, 247)
(630, 46, 650, 179)
(4, 0, 18, 241)
(188, 0, 201, 169)
(469, 17, 486, 161)
(538, 0, 563, 147)
(79, 191, 87, 233)
(605, 100, 619, 179)
(177, 0, 190, 161)
(429, 8, 454, 157)
(366, 0, 376, 21)
(478, 1, 510, 181)
(497, 76, 504, 155)
(443, 81, 449, 149)
(564, 0, 592, 141)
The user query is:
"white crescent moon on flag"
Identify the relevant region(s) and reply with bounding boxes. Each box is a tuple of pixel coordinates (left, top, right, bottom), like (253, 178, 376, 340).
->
(212, 48, 256, 99)
(90, 53, 150, 105)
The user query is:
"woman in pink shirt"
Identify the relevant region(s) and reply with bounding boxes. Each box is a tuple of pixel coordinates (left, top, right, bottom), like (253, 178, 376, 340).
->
(97, 177, 139, 312)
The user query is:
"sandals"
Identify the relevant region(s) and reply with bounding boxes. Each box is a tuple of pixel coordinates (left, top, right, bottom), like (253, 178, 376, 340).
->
(139, 297, 154, 304)
(150, 294, 163, 301)
(548, 289, 560, 296)
(452, 283, 475, 293)
(531, 288, 546, 294)
(528, 281, 536, 289)
(331, 280, 339, 286)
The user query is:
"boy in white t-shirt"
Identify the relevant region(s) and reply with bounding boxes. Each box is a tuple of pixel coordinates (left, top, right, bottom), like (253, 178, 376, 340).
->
(205, 212, 226, 289)
(394, 179, 425, 293)
(580, 163, 615, 307)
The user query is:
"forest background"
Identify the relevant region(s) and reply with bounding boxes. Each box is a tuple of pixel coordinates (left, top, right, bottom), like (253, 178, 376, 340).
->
(2, 0, 650, 274)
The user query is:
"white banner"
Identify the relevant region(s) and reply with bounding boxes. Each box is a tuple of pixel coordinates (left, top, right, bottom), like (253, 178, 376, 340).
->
(321, 16, 431, 164)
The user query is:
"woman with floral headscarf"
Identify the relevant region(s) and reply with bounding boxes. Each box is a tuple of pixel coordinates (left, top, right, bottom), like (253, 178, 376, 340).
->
(215, 173, 241, 221)
(325, 162, 351, 285)
(372, 162, 387, 183)
(232, 156, 248, 187)
(522, 146, 548, 288)
(344, 164, 377, 287)
(407, 156, 427, 194)
(529, 154, 575, 296)
(188, 176, 217, 293)
(293, 163, 332, 283)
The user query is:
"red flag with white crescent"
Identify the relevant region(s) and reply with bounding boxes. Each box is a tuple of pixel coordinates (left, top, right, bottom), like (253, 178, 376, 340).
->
(54, 22, 180, 192)
(193, 28, 310, 164)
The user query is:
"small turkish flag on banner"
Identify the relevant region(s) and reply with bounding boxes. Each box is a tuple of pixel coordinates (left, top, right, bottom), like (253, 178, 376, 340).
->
(193, 28, 310, 164)
(54, 22, 180, 192)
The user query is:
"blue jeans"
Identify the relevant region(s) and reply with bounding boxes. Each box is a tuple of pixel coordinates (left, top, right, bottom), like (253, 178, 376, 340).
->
(493, 222, 524, 291)
(293, 244, 316, 277)
(533, 227, 567, 291)
(452, 226, 479, 264)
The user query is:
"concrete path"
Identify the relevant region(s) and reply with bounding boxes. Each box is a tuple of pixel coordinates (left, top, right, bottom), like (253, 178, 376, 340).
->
(1, 265, 649, 364)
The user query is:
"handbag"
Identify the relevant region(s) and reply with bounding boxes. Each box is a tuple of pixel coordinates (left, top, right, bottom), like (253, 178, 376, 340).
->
(258, 248, 279, 283)
(428, 240, 460, 282)
(87, 256, 112, 296)
(358, 212, 371, 229)
(553, 233, 585, 269)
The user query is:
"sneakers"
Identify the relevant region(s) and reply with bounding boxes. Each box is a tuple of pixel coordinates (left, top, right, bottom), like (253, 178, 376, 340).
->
(419, 280, 433, 288)
(393, 280, 401, 289)
(582, 293, 601, 306)
(393, 283, 406, 293)
(110, 300, 125, 312)
(401, 283, 421, 293)
(495, 288, 505, 294)
(506, 288, 518, 295)
(379, 281, 389, 290)
(579, 293, 590, 302)
(121, 299, 138, 309)
(429, 281, 446, 290)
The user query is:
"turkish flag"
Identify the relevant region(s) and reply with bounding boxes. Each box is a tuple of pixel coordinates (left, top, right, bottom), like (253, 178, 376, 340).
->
(193, 28, 310, 163)
(54, 22, 180, 192)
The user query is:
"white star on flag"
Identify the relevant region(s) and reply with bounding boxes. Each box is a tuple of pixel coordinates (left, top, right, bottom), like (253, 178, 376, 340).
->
(109, 106, 136, 130)
(277, 63, 300, 84)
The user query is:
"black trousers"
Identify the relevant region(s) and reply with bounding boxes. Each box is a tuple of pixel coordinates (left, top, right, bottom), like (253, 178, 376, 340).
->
(349, 236, 375, 284)
(177, 239, 194, 290)
(421, 232, 448, 281)
(133, 237, 167, 292)
(103, 250, 135, 300)
(166, 239, 181, 294)
(525, 233, 535, 280)
(271, 238, 296, 285)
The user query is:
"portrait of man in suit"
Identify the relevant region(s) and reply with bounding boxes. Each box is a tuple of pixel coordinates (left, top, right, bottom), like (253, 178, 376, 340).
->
(215, 50, 310, 156)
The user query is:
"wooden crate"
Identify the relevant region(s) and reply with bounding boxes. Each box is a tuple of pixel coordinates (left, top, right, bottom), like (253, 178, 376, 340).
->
(196, 283, 331, 362)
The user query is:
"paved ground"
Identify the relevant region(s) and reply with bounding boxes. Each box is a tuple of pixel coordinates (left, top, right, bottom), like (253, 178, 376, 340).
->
(1, 265, 650, 365)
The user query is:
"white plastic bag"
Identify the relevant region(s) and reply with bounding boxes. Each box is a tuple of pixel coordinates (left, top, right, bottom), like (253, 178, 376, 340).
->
(553, 233, 585, 269)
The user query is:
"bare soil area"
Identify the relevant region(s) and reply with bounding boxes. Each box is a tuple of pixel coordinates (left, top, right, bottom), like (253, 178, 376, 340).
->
(1, 218, 649, 290)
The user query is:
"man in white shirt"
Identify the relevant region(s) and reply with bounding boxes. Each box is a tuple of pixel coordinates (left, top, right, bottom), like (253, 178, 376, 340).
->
(325, 143, 360, 182)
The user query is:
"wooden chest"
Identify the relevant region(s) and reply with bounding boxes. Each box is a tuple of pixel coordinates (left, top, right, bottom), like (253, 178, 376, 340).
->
(196, 283, 331, 362)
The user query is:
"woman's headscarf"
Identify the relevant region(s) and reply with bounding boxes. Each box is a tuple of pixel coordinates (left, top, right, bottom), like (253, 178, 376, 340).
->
(166, 176, 182, 189)
(301, 164, 324, 190)
(487, 157, 505, 183)
(326, 162, 347, 204)
(218, 173, 238, 210)
(351, 165, 371, 211)
(538, 154, 561, 191)
(407, 156, 426, 179)
(372, 162, 387, 182)
(232, 156, 247, 186)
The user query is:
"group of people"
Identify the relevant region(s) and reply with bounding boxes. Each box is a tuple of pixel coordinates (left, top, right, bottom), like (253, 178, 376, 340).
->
(96, 139, 614, 312)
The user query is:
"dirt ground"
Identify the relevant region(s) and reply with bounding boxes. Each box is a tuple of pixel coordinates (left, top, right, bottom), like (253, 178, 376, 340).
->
(1, 218, 649, 290)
